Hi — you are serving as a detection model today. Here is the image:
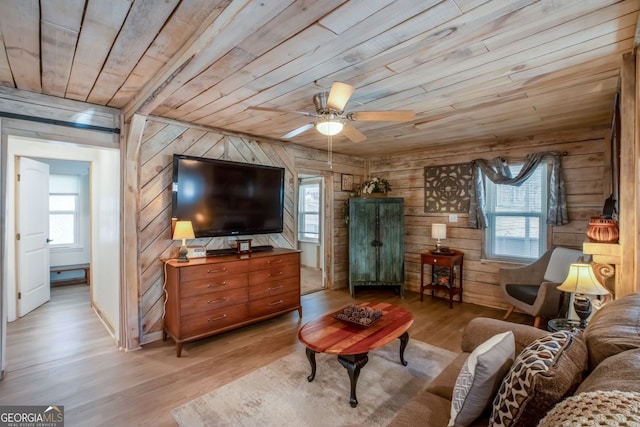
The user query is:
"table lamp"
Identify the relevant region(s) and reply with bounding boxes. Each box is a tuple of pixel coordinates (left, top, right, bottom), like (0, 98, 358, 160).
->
(557, 263, 610, 328)
(173, 220, 195, 262)
(431, 223, 447, 252)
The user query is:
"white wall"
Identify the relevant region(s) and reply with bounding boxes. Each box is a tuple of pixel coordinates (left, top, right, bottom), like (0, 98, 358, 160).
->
(91, 148, 121, 329)
(299, 241, 320, 268)
(4, 136, 120, 337)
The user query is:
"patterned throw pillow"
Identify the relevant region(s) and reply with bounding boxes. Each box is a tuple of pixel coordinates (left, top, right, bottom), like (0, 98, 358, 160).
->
(448, 331, 515, 427)
(490, 331, 588, 427)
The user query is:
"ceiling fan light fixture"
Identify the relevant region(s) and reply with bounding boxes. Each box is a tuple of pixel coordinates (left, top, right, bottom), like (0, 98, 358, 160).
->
(316, 120, 343, 136)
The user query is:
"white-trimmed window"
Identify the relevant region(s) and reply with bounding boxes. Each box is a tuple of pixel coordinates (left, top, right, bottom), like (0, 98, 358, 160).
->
(49, 174, 81, 247)
(484, 163, 548, 262)
(298, 178, 321, 243)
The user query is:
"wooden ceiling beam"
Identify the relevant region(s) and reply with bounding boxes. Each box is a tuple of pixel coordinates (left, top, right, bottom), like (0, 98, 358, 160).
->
(122, 0, 294, 121)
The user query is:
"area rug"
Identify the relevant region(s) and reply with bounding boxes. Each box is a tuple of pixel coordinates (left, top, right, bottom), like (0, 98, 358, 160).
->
(171, 340, 458, 427)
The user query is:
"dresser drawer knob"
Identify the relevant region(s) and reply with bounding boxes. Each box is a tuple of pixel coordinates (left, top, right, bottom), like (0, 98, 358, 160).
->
(208, 297, 228, 304)
(268, 285, 284, 291)
(267, 259, 283, 264)
(207, 267, 227, 274)
(268, 271, 284, 277)
(208, 314, 228, 322)
(268, 299, 284, 306)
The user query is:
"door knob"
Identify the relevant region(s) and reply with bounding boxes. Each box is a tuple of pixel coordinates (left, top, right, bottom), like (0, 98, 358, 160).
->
(46, 238, 53, 243)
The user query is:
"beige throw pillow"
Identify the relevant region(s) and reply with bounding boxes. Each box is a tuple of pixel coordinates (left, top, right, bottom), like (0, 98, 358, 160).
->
(448, 331, 515, 427)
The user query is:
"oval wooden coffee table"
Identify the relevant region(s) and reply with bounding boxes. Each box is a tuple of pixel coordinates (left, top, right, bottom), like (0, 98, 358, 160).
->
(297, 302, 414, 407)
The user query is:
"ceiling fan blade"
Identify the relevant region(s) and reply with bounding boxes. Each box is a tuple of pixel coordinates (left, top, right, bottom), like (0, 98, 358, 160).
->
(341, 125, 367, 143)
(350, 110, 416, 122)
(326, 82, 355, 112)
(282, 123, 314, 139)
(248, 106, 317, 117)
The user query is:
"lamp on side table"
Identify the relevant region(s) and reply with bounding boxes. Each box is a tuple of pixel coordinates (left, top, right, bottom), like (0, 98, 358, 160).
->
(557, 263, 610, 328)
(173, 220, 195, 263)
(431, 223, 447, 252)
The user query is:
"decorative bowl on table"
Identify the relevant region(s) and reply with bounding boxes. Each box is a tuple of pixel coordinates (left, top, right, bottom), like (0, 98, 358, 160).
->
(333, 304, 383, 327)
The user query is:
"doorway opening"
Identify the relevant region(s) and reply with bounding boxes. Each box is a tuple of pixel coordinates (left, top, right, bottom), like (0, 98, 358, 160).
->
(298, 174, 325, 295)
(3, 136, 120, 342)
(34, 158, 91, 309)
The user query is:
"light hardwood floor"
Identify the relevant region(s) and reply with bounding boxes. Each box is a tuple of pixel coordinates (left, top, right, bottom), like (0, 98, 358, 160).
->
(0, 284, 530, 426)
(300, 266, 323, 295)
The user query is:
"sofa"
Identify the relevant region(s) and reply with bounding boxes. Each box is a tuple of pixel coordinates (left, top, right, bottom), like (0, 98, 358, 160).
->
(389, 292, 640, 426)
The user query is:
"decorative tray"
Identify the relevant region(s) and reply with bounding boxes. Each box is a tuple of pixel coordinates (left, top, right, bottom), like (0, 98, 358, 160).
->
(333, 304, 383, 327)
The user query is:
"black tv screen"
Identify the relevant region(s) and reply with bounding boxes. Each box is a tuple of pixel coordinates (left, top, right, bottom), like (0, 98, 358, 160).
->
(172, 155, 285, 237)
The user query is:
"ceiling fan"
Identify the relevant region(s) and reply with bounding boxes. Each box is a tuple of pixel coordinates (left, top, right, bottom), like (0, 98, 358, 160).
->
(248, 82, 415, 142)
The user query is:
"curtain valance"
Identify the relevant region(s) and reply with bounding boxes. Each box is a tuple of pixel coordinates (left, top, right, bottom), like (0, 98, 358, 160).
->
(468, 151, 568, 229)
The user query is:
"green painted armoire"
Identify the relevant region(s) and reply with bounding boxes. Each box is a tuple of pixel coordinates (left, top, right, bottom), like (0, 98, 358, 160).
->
(348, 197, 404, 297)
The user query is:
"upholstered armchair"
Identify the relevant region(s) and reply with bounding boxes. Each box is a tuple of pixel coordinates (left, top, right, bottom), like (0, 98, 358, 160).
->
(499, 247, 584, 328)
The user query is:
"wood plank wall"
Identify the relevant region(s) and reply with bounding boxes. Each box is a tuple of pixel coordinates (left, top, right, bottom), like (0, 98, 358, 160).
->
(137, 117, 364, 343)
(136, 118, 609, 342)
(366, 126, 611, 310)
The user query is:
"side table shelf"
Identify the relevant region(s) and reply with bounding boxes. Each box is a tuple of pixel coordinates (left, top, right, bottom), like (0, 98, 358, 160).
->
(547, 318, 584, 332)
(419, 249, 464, 308)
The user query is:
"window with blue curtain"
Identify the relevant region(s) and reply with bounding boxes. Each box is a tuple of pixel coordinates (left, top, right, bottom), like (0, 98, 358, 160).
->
(484, 163, 548, 261)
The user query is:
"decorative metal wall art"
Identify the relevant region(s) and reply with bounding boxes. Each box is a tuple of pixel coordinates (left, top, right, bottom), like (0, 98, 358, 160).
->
(424, 162, 473, 213)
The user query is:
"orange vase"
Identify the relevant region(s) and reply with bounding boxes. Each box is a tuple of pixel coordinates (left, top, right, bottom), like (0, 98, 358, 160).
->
(586, 217, 619, 243)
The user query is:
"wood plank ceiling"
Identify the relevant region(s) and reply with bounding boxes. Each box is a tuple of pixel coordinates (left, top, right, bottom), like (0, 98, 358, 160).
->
(0, 0, 638, 157)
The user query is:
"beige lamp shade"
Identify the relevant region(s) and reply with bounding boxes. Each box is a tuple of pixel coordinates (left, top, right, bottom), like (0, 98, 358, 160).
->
(431, 223, 447, 240)
(557, 263, 610, 296)
(173, 220, 195, 242)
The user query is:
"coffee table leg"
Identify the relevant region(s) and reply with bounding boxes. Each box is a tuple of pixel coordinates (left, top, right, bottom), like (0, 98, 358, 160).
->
(305, 347, 317, 382)
(338, 353, 369, 408)
(398, 331, 409, 366)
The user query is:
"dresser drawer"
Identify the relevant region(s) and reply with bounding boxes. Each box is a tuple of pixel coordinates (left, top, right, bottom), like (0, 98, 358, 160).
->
(249, 253, 299, 271)
(249, 290, 299, 317)
(249, 262, 299, 285)
(425, 255, 457, 267)
(179, 261, 245, 283)
(180, 273, 247, 299)
(181, 286, 248, 315)
(250, 276, 299, 300)
(181, 304, 249, 336)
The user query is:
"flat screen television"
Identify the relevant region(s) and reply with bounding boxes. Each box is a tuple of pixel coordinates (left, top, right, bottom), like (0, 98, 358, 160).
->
(172, 155, 285, 238)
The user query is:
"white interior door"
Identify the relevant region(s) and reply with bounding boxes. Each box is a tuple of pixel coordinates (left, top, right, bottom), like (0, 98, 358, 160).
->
(17, 157, 51, 317)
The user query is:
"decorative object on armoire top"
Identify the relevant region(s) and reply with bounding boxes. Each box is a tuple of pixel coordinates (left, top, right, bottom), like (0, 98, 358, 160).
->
(172, 220, 195, 262)
(424, 162, 473, 213)
(431, 223, 447, 252)
(557, 262, 610, 328)
(361, 177, 392, 195)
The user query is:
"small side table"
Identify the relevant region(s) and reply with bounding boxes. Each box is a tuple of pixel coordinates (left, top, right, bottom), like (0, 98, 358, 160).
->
(547, 318, 583, 332)
(420, 249, 464, 308)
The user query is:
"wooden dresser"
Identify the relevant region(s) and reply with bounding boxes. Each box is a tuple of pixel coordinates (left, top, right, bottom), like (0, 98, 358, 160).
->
(163, 248, 301, 356)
